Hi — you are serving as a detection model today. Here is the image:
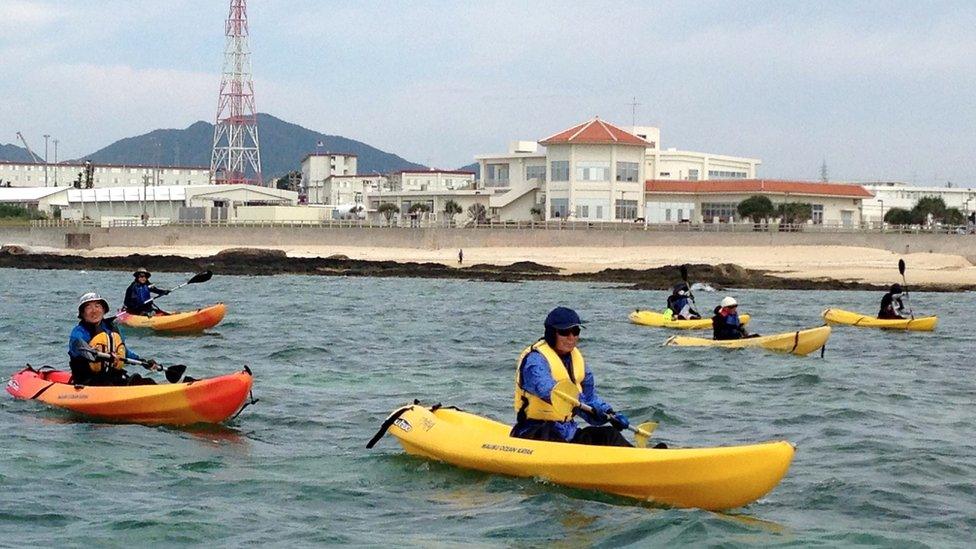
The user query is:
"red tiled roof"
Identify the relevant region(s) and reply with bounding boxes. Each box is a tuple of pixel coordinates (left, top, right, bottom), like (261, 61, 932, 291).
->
(540, 118, 648, 146)
(396, 170, 475, 175)
(644, 179, 874, 198)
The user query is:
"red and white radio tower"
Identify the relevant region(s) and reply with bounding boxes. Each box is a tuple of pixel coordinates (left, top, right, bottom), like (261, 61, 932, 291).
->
(210, 0, 263, 186)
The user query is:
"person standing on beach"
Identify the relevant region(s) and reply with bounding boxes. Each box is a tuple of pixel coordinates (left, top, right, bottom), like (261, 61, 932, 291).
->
(122, 268, 170, 316)
(878, 284, 907, 319)
(458, 249, 463, 265)
(511, 307, 633, 447)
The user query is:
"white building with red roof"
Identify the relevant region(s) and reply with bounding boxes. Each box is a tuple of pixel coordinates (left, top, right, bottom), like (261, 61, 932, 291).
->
(475, 117, 762, 222)
(644, 179, 873, 226)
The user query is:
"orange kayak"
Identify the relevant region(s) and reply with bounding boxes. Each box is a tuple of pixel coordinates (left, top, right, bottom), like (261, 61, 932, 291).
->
(5, 366, 254, 425)
(117, 303, 226, 334)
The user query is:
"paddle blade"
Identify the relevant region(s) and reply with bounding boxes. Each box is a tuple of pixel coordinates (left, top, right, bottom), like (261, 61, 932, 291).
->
(679, 264, 689, 282)
(898, 259, 905, 276)
(165, 364, 187, 384)
(633, 421, 659, 449)
(188, 271, 213, 284)
(550, 379, 580, 418)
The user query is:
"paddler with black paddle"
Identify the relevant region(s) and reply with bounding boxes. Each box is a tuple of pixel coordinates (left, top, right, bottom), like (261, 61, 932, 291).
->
(69, 292, 190, 386)
(122, 267, 170, 316)
(511, 306, 663, 448)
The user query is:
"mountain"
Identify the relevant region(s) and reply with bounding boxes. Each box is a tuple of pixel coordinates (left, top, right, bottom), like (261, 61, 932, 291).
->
(80, 113, 426, 178)
(0, 143, 36, 162)
(458, 162, 480, 179)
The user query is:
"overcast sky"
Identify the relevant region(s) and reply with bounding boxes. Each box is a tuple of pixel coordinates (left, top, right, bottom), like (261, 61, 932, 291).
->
(1, 0, 974, 184)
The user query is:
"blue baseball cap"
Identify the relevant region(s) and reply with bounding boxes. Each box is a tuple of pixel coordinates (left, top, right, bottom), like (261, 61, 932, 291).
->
(544, 307, 585, 330)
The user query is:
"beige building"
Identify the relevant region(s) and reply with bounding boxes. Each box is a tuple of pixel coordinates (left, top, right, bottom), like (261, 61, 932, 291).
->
(0, 160, 210, 188)
(390, 170, 475, 192)
(644, 179, 872, 227)
(301, 152, 358, 203)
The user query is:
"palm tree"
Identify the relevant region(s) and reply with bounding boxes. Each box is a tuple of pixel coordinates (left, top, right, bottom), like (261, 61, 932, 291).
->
(443, 199, 463, 226)
(377, 203, 399, 225)
(467, 203, 488, 224)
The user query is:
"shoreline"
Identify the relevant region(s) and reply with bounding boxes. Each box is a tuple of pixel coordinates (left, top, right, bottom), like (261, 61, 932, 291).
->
(2, 244, 974, 291)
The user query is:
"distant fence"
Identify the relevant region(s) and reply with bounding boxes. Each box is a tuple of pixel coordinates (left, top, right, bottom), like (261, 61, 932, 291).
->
(29, 218, 976, 235)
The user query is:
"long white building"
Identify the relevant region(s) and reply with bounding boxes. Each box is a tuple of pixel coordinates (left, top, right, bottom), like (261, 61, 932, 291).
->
(0, 160, 211, 188)
(862, 182, 976, 224)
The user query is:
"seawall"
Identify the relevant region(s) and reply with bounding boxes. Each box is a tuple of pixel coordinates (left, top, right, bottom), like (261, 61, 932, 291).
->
(1, 225, 975, 262)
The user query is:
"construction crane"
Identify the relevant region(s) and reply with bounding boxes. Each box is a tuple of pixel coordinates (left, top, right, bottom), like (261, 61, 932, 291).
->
(15, 132, 42, 163)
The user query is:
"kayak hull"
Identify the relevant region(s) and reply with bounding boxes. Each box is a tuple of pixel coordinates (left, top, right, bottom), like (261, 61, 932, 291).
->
(630, 310, 751, 330)
(664, 326, 831, 356)
(117, 303, 226, 334)
(5, 367, 252, 425)
(822, 308, 937, 331)
(382, 405, 795, 511)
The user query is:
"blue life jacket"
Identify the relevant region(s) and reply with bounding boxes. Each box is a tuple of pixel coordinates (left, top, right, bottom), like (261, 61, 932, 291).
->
(124, 282, 153, 313)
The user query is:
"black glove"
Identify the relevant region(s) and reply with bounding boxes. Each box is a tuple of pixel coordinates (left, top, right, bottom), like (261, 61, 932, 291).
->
(587, 407, 609, 424)
(158, 289, 171, 296)
(608, 411, 630, 431)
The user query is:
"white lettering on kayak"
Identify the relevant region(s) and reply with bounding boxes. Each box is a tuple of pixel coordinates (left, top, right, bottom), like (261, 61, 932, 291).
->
(393, 418, 412, 432)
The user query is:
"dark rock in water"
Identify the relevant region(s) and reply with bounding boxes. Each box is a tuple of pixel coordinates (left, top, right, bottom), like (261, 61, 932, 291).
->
(214, 248, 288, 259)
(326, 254, 350, 260)
(0, 252, 969, 291)
(0, 245, 29, 255)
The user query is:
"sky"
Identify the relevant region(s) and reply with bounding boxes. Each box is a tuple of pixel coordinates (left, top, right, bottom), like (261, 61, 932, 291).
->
(1, 0, 974, 185)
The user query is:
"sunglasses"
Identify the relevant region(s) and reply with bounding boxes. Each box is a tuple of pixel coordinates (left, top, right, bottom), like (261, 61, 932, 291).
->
(556, 326, 581, 337)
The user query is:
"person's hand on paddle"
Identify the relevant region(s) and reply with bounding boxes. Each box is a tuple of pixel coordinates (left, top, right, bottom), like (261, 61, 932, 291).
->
(608, 410, 630, 431)
(143, 359, 161, 371)
(584, 405, 608, 424)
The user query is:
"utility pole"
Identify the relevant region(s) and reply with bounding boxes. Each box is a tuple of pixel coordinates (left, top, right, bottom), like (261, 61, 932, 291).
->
(43, 134, 50, 187)
(53, 139, 59, 186)
(628, 97, 641, 127)
(142, 174, 151, 225)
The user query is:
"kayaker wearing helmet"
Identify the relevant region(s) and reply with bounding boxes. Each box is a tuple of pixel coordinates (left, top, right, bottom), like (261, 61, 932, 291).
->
(712, 296, 754, 340)
(878, 284, 907, 319)
(511, 307, 632, 447)
(665, 282, 700, 320)
(69, 292, 157, 386)
(122, 268, 170, 316)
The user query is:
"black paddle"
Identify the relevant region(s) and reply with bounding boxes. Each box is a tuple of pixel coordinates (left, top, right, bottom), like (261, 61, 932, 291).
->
(85, 346, 187, 383)
(898, 259, 915, 320)
(142, 270, 213, 306)
(679, 264, 700, 317)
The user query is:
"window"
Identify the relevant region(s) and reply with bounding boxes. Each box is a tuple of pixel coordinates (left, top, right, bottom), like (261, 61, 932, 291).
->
(526, 165, 546, 182)
(688, 169, 699, 181)
(708, 170, 747, 178)
(551, 161, 569, 182)
(576, 161, 610, 181)
(576, 205, 590, 218)
(701, 202, 738, 222)
(550, 198, 568, 218)
(485, 164, 510, 186)
(596, 205, 603, 219)
(812, 204, 824, 224)
(615, 199, 638, 219)
(616, 162, 639, 182)
(659, 172, 671, 177)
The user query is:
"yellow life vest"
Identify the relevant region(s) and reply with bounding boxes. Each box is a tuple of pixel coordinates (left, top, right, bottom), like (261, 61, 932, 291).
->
(89, 330, 126, 373)
(513, 340, 585, 422)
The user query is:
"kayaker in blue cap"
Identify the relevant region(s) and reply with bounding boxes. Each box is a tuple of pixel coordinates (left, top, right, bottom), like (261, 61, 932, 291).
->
(122, 267, 170, 316)
(878, 283, 907, 319)
(665, 282, 700, 320)
(69, 292, 158, 386)
(511, 306, 632, 447)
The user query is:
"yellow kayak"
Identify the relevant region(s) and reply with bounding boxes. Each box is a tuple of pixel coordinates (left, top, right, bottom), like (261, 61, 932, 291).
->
(117, 303, 226, 334)
(664, 326, 831, 356)
(369, 404, 795, 511)
(822, 308, 937, 331)
(630, 310, 751, 330)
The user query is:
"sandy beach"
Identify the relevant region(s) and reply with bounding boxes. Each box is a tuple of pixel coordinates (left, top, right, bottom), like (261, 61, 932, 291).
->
(43, 244, 976, 287)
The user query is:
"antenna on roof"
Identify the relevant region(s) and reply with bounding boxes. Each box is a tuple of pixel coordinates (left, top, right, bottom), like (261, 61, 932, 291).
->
(627, 97, 641, 126)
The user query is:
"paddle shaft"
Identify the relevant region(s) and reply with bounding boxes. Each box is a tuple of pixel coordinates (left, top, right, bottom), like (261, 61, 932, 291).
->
(140, 271, 213, 305)
(86, 347, 186, 383)
(680, 265, 696, 305)
(898, 259, 915, 319)
(552, 388, 655, 440)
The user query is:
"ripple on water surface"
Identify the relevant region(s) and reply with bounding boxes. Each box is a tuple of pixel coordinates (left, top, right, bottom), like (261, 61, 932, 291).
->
(1, 271, 974, 546)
